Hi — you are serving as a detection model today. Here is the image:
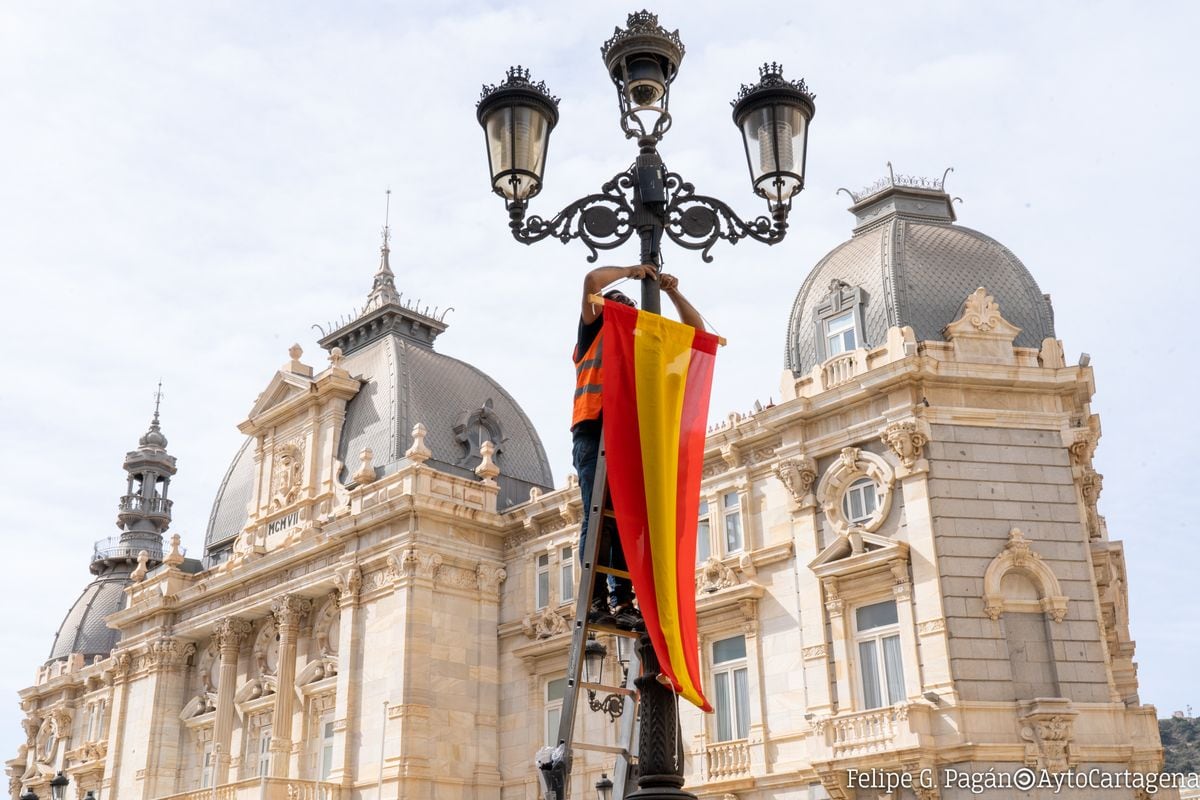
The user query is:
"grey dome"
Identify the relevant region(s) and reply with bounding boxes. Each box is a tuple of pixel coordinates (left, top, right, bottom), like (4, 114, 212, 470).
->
(785, 181, 1055, 374)
(47, 565, 131, 664)
(205, 276, 554, 554)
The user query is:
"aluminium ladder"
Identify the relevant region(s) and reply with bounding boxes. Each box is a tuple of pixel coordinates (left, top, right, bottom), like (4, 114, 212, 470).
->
(536, 428, 643, 800)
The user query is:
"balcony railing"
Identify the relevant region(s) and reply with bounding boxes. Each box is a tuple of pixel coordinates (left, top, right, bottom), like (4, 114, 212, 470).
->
(158, 778, 342, 800)
(92, 536, 163, 564)
(704, 739, 751, 781)
(119, 494, 173, 516)
(821, 352, 858, 390)
(812, 704, 928, 759)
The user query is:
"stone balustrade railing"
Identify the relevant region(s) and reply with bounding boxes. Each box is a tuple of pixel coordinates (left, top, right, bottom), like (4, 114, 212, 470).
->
(158, 778, 342, 800)
(821, 352, 858, 390)
(812, 704, 927, 760)
(704, 738, 751, 781)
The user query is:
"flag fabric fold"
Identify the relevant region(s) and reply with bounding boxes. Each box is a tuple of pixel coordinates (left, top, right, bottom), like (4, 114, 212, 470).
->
(601, 300, 719, 711)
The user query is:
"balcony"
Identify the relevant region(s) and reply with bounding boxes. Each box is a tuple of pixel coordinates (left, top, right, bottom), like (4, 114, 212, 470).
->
(703, 739, 751, 781)
(119, 493, 173, 517)
(159, 778, 342, 800)
(811, 703, 930, 761)
(91, 536, 164, 567)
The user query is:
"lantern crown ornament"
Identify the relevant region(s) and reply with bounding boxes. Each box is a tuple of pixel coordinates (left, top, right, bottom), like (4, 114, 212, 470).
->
(601, 10, 684, 108)
(731, 62, 816, 210)
(476, 66, 561, 204)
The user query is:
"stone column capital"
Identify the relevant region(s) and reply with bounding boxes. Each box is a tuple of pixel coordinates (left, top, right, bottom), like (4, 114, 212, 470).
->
(271, 595, 312, 634)
(213, 617, 252, 656)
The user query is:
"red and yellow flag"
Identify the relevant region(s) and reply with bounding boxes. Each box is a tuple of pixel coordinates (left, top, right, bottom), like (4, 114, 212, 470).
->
(601, 300, 719, 711)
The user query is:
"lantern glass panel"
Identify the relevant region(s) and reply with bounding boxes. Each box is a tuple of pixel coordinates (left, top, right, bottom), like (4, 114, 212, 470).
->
(741, 103, 808, 204)
(485, 104, 549, 201)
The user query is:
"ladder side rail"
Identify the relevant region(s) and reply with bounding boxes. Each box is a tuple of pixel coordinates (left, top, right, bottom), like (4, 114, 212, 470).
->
(555, 433, 610, 752)
(541, 431, 611, 800)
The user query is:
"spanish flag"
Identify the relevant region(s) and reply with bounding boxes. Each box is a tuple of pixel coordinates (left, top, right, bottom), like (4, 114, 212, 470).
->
(601, 300, 719, 711)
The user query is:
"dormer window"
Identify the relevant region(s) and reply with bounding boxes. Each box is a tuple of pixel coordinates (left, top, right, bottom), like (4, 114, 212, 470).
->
(824, 310, 857, 355)
(812, 279, 866, 363)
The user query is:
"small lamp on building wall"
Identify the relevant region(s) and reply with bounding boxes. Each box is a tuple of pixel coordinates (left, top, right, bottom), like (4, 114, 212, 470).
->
(595, 773, 614, 800)
(19, 789, 37, 800)
(49, 772, 69, 800)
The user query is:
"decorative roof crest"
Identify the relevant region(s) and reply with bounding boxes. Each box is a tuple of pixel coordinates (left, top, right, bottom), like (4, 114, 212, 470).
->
(838, 163, 958, 204)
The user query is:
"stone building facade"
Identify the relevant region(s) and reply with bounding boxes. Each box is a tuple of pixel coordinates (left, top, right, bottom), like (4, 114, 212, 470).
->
(9, 178, 1170, 800)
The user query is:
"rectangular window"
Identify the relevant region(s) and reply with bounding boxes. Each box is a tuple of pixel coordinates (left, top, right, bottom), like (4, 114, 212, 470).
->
(536, 553, 550, 609)
(825, 311, 857, 356)
(722, 492, 743, 554)
(256, 724, 272, 777)
(696, 500, 711, 563)
(853, 600, 905, 709)
(560, 546, 575, 603)
(545, 677, 567, 748)
(842, 477, 878, 524)
(200, 741, 215, 788)
(712, 635, 750, 742)
(319, 714, 335, 780)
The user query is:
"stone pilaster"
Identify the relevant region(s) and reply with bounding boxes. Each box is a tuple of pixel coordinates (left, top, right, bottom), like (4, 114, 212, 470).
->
(329, 566, 362, 786)
(212, 617, 252, 786)
(100, 651, 133, 800)
(138, 638, 196, 797)
(473, 563, 506, 798)
(269, 595, 311, 777)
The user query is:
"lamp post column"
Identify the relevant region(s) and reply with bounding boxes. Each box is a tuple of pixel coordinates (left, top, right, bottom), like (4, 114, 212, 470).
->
(269, 595, 311, 777)
(629, 635, 695, 800)
(212, 617, 252, 786)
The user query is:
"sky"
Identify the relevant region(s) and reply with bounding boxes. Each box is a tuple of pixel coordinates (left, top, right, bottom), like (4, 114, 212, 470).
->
(2, 0, 1198, 765)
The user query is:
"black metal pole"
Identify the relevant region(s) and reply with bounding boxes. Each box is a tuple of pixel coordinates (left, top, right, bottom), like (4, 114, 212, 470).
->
(628, 633, 695, 800)
(634, 138, 666, 316)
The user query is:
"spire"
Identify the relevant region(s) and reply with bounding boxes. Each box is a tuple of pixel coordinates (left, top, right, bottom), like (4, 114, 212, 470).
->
(139, 380, 168, 448)
(366, 188, 400, 309)
(93, 387, 178, 574)
(316, 189, 450, 355)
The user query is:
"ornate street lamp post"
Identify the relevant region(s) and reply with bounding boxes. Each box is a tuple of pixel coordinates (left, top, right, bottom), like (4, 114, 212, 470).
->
(477, 11, 815, 800)
(478, 10, 814, 312)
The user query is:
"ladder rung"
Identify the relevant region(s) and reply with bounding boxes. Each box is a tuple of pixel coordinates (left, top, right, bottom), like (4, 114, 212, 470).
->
(577, 681, 636, 697)
(601, 509, 618, 519)
(585, 622, 643, 639)
(573, 741, 631, 756)
(594, 565, 631, 579)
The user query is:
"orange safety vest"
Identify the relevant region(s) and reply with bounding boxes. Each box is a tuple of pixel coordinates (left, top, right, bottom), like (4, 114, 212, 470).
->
(572, 330, 603, 427)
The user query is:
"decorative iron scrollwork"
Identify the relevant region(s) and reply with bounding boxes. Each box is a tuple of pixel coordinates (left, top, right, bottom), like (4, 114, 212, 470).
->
(508, 166, 787, 262)
(662, 172, 784, 261)
(508, 169, 637, 262)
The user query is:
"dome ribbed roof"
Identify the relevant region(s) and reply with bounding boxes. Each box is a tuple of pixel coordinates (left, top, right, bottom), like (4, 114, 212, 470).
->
(785, 181, 1055, 374)
(47, 566, 130, 664)
(205, 245, 553, 554)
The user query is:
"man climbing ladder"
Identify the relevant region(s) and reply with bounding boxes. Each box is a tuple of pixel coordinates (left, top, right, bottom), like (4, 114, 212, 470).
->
(572, 263, 706, 628)
(539, 265, 717, 799)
